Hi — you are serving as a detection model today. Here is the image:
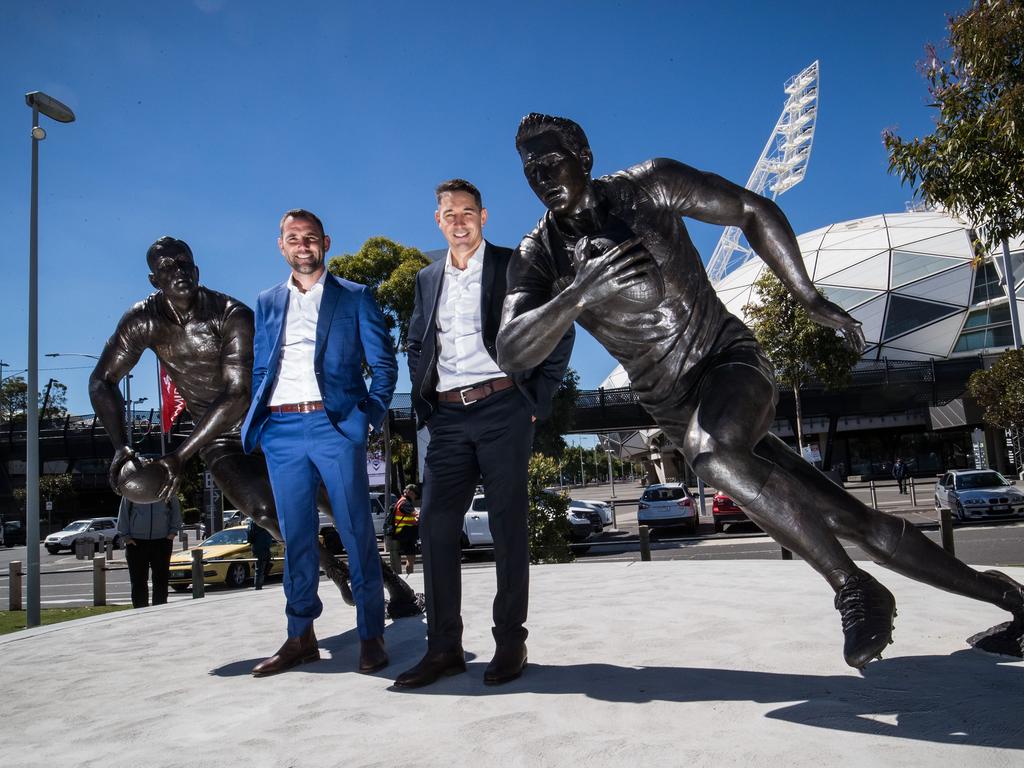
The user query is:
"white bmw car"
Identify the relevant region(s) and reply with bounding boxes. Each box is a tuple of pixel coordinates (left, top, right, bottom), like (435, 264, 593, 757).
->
(934, 469, 1024, 521)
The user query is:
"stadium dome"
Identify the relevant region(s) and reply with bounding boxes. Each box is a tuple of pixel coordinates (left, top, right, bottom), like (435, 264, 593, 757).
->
(602, 210, 1024, 391)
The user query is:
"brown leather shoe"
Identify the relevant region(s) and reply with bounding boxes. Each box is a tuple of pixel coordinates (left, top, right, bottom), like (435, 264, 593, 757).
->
(252, 626, 319, 677)
(393, 648, 467, 689)
(359, 635, 389, 674)
(484, 643, 527, 686)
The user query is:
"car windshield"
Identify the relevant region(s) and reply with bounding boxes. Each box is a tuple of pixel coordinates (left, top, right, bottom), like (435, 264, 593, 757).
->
(471, 497, 487, 512)
(955, 472, 1008, 490)
(61, 522, 89, 533)
(641, 487, 688, 501)
(201, 529, 248, 546)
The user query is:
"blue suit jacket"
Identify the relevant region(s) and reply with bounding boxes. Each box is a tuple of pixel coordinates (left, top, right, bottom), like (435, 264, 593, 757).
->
(241, 273, 398, 453)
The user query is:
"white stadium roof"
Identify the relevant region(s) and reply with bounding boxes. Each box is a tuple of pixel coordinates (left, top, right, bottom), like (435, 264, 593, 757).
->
(602, 210, 1024, 390)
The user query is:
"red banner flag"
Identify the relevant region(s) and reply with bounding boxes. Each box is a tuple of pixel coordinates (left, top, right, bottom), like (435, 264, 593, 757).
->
(160, 365, 185, 432)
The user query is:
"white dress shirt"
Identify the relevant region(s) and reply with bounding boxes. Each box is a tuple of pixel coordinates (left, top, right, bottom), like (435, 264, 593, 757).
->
(435, 241, 505, 392)
(269, 271, 326, 406)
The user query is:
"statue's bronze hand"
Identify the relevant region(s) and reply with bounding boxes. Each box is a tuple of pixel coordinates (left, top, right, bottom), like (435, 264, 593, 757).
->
(806, 297, 866, 355)
(155, 453, 184, 502)
(569, 236, 645, 307)
(108, 446, 140, 493)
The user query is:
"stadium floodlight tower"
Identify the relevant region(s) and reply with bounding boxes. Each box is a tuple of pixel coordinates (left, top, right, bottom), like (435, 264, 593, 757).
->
(706, 60, 820, 286)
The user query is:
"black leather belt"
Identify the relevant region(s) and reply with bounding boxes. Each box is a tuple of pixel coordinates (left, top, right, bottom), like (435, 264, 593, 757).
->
(269, 401, 324, 414)
(437, 377, 514, 405)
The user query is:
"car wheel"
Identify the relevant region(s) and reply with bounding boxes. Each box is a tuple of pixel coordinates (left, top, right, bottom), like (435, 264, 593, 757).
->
(688, 518, 699, 536)
(45, 546, 59, 555)
(713, 519, 723, 534)
(574, 544, 591, 555)
(171, 584, 190, 593)
(225, 562, 249, 588)
(955, 501, 966, 521)
(112, 535, 122, 550)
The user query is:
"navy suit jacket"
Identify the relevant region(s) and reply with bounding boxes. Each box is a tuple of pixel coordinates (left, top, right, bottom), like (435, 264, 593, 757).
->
(407, 241, 573, 429)
(241, 273, 398, 453)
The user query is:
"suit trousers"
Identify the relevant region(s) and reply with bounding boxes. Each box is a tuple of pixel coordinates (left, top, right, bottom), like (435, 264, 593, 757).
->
(125, 537, 173, 608)
(260, 409, 385, 639)
(420, 387, 534, 651)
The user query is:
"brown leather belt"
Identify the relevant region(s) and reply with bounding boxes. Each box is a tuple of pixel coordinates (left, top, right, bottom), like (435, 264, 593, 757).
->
(437, 376, 514, 406)
(269, 401, 325, 414)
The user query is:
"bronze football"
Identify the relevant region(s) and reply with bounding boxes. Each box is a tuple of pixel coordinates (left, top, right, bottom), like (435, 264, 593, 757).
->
(117, 459, 170, 504)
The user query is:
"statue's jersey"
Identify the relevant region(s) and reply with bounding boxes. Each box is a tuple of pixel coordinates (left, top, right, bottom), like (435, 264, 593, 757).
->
(510, 158, 757, 408)
(112, 287, 254, 429)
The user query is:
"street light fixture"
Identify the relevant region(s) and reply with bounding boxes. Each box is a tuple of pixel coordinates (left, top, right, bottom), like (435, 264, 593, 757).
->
(26, 91, 75, 628)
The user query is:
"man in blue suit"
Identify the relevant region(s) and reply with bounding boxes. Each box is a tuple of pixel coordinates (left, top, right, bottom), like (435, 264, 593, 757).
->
(242, 208, 398, 676)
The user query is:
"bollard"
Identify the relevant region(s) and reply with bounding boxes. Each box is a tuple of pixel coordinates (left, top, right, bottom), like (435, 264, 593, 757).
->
(191, 548, 205, 599)
(780, 547, 793, 560)
(639, 525, 651, 562)
(387, 537, 400, 572)
(179, 530, 189, 551)
(105, 539, 113, 562)
(609, 500, 618, 531)
(869, 480, 878, 509)
(93, 555, 106, 607)
(9, 561, 22, 611)
(939, 508, 955, 556)
(909, 476, 917, 506)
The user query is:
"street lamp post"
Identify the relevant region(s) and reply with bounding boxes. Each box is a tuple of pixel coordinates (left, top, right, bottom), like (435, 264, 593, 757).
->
(26, 91, 75, 627)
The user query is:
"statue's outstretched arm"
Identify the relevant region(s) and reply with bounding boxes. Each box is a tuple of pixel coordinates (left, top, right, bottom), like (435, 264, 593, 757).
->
(656, 158, 865, 354)
(89, 312, 146, 489)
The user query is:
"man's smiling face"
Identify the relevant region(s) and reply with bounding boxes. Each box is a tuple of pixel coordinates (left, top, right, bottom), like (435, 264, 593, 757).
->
(436, 190, 487, 256)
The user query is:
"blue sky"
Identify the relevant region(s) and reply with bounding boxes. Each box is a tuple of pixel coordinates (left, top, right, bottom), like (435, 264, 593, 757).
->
(1, 0, 963, 419)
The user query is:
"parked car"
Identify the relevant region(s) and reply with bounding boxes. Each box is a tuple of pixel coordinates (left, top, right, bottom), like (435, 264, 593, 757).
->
(44, 517, 121, 554)
(3, 521, 26, 547)
(571, 498, 613, 526)
(637, 483, 698, 534)
(711, 492, 750, 533)
(568, 501, 604, 532)
(168, 525, 284, 590)
(369, 492, 388, 538)
(462, 494, 593, 549)
(934, 469, 1024, 521)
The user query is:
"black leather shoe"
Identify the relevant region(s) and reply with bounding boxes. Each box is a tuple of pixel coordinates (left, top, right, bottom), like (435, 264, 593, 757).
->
(834, 573, 896, 669)
(359, 635, 389, 674)
(484, 643, 527, 686)
(252, 626, 319, 677)
(393, 648, 467, 689)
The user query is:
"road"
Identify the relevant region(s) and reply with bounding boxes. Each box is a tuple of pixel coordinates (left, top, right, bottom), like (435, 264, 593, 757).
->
(4, 499, 1019, 614)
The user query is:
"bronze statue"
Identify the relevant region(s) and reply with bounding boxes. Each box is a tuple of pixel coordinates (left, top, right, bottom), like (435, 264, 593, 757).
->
(497, 113, 1024, 667)
(89, 236, 422, 618)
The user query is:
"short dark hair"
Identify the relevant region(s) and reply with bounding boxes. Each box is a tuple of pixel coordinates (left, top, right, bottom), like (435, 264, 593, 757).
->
(146, 236, 193, 271)
(279, 208, 325, 238)
(515, 113, 590, 158)
(435, 179, 482, 209)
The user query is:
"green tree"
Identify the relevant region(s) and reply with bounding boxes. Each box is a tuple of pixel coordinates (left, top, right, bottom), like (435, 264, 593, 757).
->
(532, 367, 579, 459)
(884, 1, 1024, 252)
(0, 377, 27, 422)
(0, 376, 68, 423)
(968, 348, 1024, 465)
(526, 454, 573, 564)
(327, 236, 430, 353)
(744, 271, 860, 451)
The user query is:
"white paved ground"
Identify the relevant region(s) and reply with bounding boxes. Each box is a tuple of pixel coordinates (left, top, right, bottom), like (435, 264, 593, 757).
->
(3, 560, 1022, 768)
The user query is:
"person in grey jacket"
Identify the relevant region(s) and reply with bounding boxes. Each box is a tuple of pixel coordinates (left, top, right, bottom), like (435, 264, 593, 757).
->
(117, 495, 183, 608)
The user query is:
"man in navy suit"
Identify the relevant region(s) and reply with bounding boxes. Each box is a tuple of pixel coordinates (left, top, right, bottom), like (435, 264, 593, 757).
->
(242, 209, 398, 676)
(394, 180, 573, 688)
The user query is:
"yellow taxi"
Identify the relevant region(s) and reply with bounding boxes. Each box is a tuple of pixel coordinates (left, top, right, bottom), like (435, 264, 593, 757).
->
(168, 525, 283, 591)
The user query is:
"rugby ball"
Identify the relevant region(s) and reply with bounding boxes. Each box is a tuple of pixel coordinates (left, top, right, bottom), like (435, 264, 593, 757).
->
(117, 459, 170, 504)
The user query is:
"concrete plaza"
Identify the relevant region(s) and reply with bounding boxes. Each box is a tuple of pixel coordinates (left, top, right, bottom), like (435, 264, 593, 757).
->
(2, 560, 1022, 768)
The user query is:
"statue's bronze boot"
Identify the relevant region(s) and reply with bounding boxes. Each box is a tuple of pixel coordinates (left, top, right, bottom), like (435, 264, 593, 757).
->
(834, 572, 896, 669)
